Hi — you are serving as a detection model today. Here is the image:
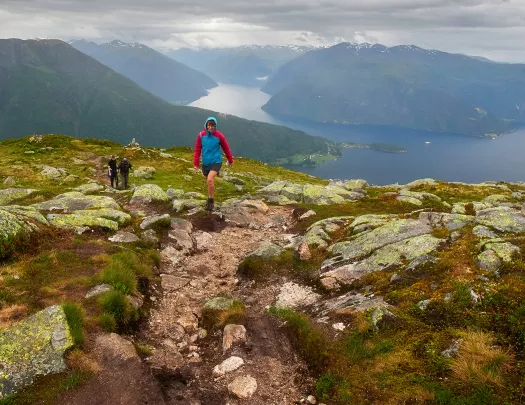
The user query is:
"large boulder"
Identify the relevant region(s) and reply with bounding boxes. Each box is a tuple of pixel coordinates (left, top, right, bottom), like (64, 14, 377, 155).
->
(303, 184, 345, 205)
(476, 207, 525, 233)
(0, 305, 74, 399)
(0, 206, 48, 258)
(130, 184, 169, 205)
(40, 165, 68, 180)
(0, 188, 37, 206)
(420, 212, 475, 231)
(32, 192, 120, 211)
(130, 166, 156, 179)
(72, 183, 105, 194)
(47, 213, 119, 233)
(328, 219, 433, 263)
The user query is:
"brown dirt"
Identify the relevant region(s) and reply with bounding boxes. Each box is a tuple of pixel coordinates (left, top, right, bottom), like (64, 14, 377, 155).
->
(57, 204, 315, 405)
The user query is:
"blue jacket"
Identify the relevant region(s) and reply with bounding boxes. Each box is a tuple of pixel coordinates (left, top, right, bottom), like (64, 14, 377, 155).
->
(193, 117, 234, 166)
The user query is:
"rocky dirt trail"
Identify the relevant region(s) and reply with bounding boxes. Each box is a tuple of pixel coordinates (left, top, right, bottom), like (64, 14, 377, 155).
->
(141, 204, 315, 404)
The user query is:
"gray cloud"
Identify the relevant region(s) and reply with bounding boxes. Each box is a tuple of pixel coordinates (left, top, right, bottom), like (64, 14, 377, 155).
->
(1, 0, 524, 61)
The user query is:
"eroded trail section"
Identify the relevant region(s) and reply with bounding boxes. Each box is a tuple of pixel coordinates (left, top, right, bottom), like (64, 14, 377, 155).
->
(143, 202, 312, 404)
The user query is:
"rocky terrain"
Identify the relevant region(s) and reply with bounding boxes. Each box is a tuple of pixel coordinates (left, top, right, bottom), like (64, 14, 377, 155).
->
(0, 135, 524, 404)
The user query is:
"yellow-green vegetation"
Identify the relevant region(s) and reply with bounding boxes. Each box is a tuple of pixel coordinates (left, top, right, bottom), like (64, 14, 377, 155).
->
(410, 182, 510, 204)
(238, 250, 327, 283)
(202, 296, 246, 329)
(62, 302, 85, 347)
(271, 222, 525, 404)
(98, 290, 138, 330)
(134, 342, 154, 357)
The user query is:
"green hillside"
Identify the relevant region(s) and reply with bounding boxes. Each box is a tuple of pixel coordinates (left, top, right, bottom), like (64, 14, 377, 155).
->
(262, 43, 525, 136)
(70, 40, 217, 104)
(0, 39, 338, 164)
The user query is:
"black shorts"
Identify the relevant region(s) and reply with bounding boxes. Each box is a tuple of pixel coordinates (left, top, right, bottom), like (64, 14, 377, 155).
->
(202, 163, 222, 177)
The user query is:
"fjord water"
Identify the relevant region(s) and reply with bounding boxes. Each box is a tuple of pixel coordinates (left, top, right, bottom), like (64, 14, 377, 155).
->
(190, 84, 525, 185)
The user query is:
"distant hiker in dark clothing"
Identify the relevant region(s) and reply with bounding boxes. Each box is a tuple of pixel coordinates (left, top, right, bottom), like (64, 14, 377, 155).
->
(118, 157, 133, 189)
(193, 116, 234, 211)
(108, 155, 118, 188)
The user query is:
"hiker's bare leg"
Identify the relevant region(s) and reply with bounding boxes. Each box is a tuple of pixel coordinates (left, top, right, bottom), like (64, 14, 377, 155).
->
(206, 170, 218, 198)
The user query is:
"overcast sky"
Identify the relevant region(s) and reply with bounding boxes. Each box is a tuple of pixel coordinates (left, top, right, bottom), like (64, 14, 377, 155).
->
(1, 0, 525, 62)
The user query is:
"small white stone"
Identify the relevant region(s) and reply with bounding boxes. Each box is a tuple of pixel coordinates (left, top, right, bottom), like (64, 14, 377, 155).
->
(213, 356, 244, 377)
(307, 395, 317, 404)
(332, 323, 345, 331)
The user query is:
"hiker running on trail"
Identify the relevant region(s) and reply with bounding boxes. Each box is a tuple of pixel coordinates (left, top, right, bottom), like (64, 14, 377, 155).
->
(108, 155, 119, 188)
(193, 116, 234, 211)
(118, 157, 133, 189)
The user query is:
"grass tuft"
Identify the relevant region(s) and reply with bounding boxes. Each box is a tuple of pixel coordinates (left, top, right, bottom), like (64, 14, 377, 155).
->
(62, 302, 85, 347)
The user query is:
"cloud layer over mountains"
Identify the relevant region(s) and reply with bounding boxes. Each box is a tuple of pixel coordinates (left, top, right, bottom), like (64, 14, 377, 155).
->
(0, 0, 524, 62)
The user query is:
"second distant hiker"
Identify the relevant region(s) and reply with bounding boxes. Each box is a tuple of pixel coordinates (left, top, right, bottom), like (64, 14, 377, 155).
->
(108, 154, 119, 188)
(118, 157, 133, 189)
(193, 116, 234, 211)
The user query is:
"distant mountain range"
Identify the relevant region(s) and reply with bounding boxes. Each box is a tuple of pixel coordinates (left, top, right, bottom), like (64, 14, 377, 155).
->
(0, 39, 338, 163)
(70, 39, 217, 104)
(165, 45, 320, 86)
(261, 42, 525, 136)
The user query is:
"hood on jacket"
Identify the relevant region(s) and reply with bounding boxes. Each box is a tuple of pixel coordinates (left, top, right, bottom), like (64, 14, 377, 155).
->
(204, 117, 218, 130)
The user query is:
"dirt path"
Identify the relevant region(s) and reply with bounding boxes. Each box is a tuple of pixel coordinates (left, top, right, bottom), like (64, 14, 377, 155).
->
(142, 205, 313, 404)
(58, 203, 314, 405)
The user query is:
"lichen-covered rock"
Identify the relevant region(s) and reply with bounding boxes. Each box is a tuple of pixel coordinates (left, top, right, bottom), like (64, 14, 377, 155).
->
(55, 208, 131, 226)
(356, 235, 444, 273)
(130, 184, 169, 205)
(40, 165, 67, 180)
(3, 177, 16, 186)
(473, 225, 498, 239)
(222, 175, 245, 185)
(326, 185, 365, 201)
(406, 254, 437, 272)
(350, 214, 397, 230)
(340, 179, 369, 190)
(420, 212, 474, 231)
(166, 188, 185, 200)
(0, 210, 32, 258)
(239, 199, 269, 213)
(257, 180, 291, 195)
(130, 166, 156, 179)
(303, 184, 345, 205)
(184, 191, 207, 200)
(0, 188, 37, 206)
(281, 183, 304, 201)
(312, 292, 390, 316)
(246, 242, 284, 259)
(404, 178, 439, 189)
(32, 192, 120, 211)
(397, 195, 422, 206)
(140, 214, 171, 230)
(328, 219, 433, 262)
(266, 194, 298, 205)
(476, 250, 501, 272)
(482, 194, 511, 205)
(476, 207, 525, 233)
(72, 183, 104, 194)
(47, 213, 119, 233)
(0, 205, 48, 226)
(172, 198, 206, 212)
(0, 305, 74, 399)
(372, 307, 399, 331)
(398, 189, 441, 203)
(484, 242, 519, 263)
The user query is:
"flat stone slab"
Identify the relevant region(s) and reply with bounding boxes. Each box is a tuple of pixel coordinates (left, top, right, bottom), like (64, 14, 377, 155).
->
(0, 305, 74, 399)
(476, 207, 525, 233)
(328, 219, 433, 262)
(32, 192, 120, 211)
